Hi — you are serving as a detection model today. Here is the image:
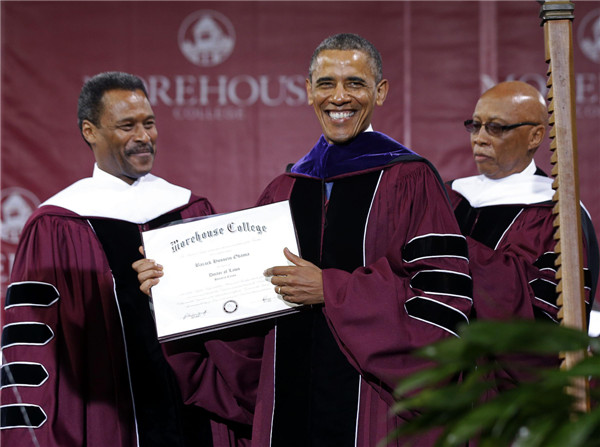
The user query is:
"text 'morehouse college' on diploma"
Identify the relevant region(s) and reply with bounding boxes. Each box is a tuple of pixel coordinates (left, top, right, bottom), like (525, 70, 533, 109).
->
(142, 200, 301, 341)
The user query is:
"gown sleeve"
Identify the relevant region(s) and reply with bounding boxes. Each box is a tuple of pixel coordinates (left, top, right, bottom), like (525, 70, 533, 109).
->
(466, 207, 561, 322)
(163, 328, 265, 426)
(1, 208, 138, 446)
(321, 163, 473, 403)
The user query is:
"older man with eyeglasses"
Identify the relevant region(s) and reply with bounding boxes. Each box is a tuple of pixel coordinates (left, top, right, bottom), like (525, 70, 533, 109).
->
(446, 80, 599, 393)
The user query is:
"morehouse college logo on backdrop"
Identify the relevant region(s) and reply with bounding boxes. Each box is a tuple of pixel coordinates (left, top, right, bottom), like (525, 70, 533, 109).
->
(575, 8, 600, 119)
(178, 10, 236, 67)
(138, 9, 305, 121)
(577, 8, 600, 64)
(1, 187, 41, 289)
(1, 187, 40, 245)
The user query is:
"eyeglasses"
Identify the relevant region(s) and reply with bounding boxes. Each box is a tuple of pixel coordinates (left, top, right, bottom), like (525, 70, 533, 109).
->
(464, 120, 540, 137)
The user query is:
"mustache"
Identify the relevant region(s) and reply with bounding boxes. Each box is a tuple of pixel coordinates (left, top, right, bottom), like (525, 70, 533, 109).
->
(125, 143, 155, 156)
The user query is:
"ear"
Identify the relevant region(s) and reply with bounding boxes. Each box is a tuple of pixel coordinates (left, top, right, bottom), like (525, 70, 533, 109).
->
(81, 120, 98, 146)
(528, 124, 545, 150)
(375, 79, 389, 106)
(305, 78, 313, 106)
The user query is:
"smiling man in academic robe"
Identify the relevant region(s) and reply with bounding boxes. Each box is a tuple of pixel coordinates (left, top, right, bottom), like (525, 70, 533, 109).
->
(137, 33, 474, 447)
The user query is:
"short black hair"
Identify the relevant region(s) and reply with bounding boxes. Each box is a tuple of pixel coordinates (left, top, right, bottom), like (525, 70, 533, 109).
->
(308, 33, 383, 83)
(77, 71, 148, 132)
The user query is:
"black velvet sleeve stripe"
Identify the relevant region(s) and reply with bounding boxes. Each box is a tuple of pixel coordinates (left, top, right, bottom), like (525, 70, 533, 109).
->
(534, 254, 591, 291)
(584, 268, 592, 290)
(403, 234, 468, 263)
(405, 297, 468, 337)
(5, 282, 59, 309)
(533, 252, 558, 272)
(410, 270, 472, 299)
(2, 323, 54, 348)
(580, 206, 599, 314)
(530, 278, 558, 308)
(0, 404, 47, 429)
(1, 363, 49, 388)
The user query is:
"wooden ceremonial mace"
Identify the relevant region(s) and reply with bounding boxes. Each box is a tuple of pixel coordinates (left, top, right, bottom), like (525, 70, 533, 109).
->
(539, 0, 589, 411)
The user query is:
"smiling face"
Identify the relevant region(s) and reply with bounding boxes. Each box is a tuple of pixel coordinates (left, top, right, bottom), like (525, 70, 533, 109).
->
(306, 49, 388, 145)
(470, 82, 547, 179)
(82, 89, 157, 184)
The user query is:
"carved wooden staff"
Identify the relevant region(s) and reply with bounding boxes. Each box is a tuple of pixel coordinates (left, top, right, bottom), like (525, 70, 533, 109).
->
(539, 0, 589, 411)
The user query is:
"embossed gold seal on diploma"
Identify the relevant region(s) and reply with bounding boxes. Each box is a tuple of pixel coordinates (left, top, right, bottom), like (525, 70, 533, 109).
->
(142, 200, 300, 341)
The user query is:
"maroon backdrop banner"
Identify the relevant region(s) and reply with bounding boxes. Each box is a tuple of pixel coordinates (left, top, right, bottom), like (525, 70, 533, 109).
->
(2, 1, 599, 297)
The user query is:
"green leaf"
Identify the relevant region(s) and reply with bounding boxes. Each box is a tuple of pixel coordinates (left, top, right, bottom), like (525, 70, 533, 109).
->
(389, 320, 598, 446)
(546, 410, 600, 447)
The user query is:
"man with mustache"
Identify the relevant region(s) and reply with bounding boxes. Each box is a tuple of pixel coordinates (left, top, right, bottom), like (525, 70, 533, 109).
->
(446, 81, 598, 391)
(1, 72, 259, 447)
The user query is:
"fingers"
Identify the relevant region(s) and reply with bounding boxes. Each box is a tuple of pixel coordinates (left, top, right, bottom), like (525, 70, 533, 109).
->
(138, 245, 146, 257)
(132, 258, 162, 275)
(140, 277, 161, 297)
(271, 275, 292, 300)
(137, 266, 163, 283)
(132, 258, 163, 296)
(283, 247, 305, 266)
(267, 265, 324, 305)
(264, 248, 306, 277)
(264, 248, 323, 304)
(264, 265, 294, 277)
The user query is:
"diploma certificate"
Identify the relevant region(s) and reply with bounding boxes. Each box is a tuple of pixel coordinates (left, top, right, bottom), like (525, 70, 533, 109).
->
(142, 201, 301, 341)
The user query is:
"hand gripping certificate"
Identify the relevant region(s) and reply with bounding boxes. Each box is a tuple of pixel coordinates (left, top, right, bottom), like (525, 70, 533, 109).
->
(142, 201, 301, 341)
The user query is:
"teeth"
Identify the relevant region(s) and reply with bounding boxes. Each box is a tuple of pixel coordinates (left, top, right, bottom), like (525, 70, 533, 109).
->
(328, 111, 354, 119)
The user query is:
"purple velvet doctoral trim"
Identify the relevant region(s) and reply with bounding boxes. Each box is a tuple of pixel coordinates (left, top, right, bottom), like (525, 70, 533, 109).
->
(290, 131, 417, 179)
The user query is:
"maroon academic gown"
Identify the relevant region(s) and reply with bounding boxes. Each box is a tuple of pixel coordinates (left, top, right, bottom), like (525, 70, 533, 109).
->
(162, 132, 473, 446)
(446, 172, 598, 396)
(1, 192, 257, 447)
(447, 190, 596, 324)
(246, 133, 473, 447)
